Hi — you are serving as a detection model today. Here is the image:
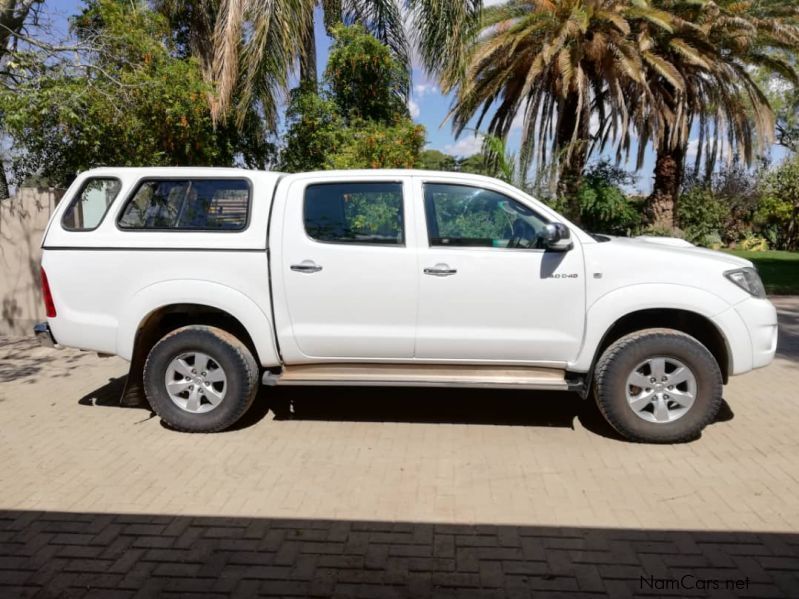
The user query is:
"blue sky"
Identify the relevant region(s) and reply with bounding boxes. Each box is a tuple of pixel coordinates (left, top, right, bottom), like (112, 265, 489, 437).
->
(43, 1, 791, 195)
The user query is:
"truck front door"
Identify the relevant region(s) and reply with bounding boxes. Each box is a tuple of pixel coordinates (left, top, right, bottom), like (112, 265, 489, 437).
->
(412, 178, 586, 365)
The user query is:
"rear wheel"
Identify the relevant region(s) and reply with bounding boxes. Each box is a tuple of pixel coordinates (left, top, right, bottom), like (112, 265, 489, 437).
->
(594, 329, 723, 443)
(143, 325, 259, 432)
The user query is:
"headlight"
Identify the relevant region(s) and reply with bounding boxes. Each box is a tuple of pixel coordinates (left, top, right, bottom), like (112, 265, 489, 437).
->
(724, 267, 766, 298)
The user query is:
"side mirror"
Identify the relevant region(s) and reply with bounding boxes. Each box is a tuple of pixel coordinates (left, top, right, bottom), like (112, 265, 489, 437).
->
(541, 223, 573, 251)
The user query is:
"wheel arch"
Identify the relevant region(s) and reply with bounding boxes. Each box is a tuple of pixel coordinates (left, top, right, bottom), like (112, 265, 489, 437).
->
(572, 285, 736, 383)
(117, 280, 280, 368)
(589, 308, 731, 384)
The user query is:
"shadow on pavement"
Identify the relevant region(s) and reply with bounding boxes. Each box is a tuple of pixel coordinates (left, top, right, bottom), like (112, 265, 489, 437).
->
(0, 509, 797, 598)
(77, 375, 735, 442)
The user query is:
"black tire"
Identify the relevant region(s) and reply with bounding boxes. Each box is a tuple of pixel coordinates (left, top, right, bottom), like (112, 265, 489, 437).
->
(594, 328, 723, 443)
(143, 325, 259, 432)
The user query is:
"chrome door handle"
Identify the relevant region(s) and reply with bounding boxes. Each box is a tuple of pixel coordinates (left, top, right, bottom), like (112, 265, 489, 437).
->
(424, 263, 457, 277)
(290, 260, 323, 273)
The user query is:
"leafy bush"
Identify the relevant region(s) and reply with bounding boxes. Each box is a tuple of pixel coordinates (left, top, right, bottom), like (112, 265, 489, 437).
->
(329, 118, 425, 170)
(639, 225, 685, 238)
(739, 233, 769, 252)
(576, 162, 640, 235)
(677, 185, 726, 246)
(756, 158, 799, 251)
(699, 231, 723, 250)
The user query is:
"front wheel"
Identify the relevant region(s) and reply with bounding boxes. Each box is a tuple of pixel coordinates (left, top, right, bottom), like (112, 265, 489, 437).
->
(143, 325, 259, 432)
(594, 329, 723, 443)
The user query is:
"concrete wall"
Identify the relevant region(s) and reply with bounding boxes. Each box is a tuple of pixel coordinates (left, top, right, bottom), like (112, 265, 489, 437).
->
(0, 188, 64, 337)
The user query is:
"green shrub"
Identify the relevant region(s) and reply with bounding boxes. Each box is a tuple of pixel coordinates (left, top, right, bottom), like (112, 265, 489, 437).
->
(756, 158, 799, 251)
(739, 233, 769, 252)
(576, 162, 640, 235)
(639, 225, 684, 238)
(677, 185, 726, 246)
(699, 231, 723, 250)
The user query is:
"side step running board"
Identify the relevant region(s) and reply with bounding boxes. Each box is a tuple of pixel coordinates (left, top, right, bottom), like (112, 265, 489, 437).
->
(262, 364, 570, 390)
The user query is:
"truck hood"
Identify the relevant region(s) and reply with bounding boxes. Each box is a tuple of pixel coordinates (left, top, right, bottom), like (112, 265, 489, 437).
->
(601, 235, 753, 269)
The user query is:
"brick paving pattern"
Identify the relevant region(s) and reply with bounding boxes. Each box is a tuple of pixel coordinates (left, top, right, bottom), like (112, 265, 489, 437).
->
(0, 297, 798, 597)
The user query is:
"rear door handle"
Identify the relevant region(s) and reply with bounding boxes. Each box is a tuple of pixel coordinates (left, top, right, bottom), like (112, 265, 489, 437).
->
(424, 263, 457, 277)
(290, 260, 323, 274)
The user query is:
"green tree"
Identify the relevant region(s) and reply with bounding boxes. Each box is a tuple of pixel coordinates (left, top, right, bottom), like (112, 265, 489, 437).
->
(418, 149, 457, 171)
(0, 0, 45, 197)
(325, 24, 408, 123)
(279, 25, 424, 172)
(0, 0, 271, 187)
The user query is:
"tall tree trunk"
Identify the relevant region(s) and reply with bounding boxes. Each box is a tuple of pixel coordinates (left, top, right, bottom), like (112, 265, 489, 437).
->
(0, 165, 9, 200)
(555, 94, 587, 224)
(646, 141, 685, 230)
(299, 18, 317, 90)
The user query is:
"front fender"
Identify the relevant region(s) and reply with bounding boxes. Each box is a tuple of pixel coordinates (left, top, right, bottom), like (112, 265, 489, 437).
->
(116, 279, 280, 367)
(569, 284, 746, 373)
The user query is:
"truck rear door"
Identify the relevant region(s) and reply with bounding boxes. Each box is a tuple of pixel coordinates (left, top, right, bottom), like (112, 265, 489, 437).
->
(271, 173, 418, 362)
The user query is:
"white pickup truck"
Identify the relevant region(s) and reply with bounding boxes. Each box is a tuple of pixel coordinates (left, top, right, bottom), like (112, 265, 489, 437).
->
(35, 167, 777, 442)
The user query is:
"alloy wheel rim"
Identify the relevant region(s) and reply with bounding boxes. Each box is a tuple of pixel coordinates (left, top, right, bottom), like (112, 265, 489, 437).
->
(164, 352, 227, 414)
(625, 356, 697, 424)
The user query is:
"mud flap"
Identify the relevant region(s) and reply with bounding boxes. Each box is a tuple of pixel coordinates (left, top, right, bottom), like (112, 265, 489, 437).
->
(120, 350, 149, 408)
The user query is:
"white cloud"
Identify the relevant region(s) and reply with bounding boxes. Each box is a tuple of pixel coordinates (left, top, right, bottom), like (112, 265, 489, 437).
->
(685, 136, 735, 163)
(590, 113, 600, 136)
(408, 98, 420, 119)
(444, 134, 484, 157)
(414, 82, 439, 97)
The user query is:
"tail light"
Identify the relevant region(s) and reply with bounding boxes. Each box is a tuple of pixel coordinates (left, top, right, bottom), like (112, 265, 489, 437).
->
(41, 267, 57, 318)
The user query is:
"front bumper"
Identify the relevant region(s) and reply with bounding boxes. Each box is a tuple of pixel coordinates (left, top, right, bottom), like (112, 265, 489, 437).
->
(33, 322, 57, 348)
(735, 297, 778, 370)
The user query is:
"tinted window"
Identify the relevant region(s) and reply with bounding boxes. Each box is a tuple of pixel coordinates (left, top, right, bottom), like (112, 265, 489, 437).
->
(424, 183, 547, 249)
(118, 179, 250, 230)
(304, 182, 404, 245)
(62, 178, 121, 231)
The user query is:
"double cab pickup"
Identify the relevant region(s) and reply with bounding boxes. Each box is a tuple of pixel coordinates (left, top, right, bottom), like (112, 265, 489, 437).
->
(36, 167, 778, 442)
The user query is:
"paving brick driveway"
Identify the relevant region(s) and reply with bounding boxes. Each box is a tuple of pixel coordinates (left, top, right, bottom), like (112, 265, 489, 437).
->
(1, 297, 798, 598)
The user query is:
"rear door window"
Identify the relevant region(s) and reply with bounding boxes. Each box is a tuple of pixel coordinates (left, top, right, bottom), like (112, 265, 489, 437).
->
(62, 178, 122, 231)
(118, 179, 250, 230)
(303, 182, 404, 245)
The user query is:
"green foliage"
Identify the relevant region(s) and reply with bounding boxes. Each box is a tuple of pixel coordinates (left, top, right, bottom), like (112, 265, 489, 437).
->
(457, 154, 489, 176)
(677, 185, 727, 246)
(739, 234, 770, 252)
(576, 162, 639, 235)
(639, 225, 685, 239)
(278, 85, 345, 172)
(756, 157, 799, 251)
(329, 119, 424, 170)
(279, 25, 424, 172)
(418, 149, 457, 171)
(0, 0, 270, 186)
(325, 24, 408, 124)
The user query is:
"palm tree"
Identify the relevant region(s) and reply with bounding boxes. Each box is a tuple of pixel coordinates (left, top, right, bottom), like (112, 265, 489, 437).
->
(155, 0, 312, 129)
(444, 0, 671, 220)
(635, 0, 799, 228)
(157, 0, 482, 129)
